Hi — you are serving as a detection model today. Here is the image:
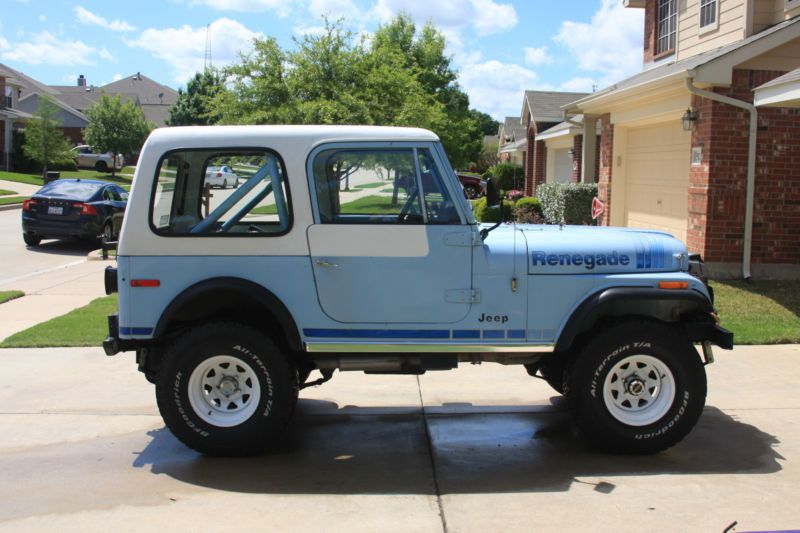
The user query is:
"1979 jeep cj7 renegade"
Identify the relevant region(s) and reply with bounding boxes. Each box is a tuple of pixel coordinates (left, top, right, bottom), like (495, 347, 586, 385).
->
(103, 125, 732, 456)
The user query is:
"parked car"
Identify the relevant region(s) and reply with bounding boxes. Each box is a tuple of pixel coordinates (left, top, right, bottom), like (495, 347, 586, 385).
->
(21, 179, 128, 246)
(457, 173, 486, 199)
(204, 165, 239, 189)
(103, 125, 732, 457)
(72, 145, 125, 172)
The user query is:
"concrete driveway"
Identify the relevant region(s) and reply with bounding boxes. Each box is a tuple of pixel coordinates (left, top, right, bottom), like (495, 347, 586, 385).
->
(0, 345, 797, 532)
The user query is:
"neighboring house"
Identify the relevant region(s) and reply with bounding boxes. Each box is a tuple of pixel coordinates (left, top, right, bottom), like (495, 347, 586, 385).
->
(520, 90, 589, 195)
(497, 116, 526, 165)
(0, 64, 35, 171)
(534, 114, 601, 185)
(559, 0, 800, 279)
(16, 93, 88, 144)
(49, 73, 179, 126)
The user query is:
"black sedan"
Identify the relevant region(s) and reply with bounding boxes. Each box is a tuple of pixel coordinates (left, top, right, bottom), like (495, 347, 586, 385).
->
(21, 179, 128, 247)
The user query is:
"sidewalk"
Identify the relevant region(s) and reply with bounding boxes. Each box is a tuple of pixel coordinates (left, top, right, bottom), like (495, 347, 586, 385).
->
(0, 258, 108, 341)
(0, 179, 40, 196)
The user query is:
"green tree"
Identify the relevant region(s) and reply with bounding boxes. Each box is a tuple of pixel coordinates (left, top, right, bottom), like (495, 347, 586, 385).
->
(168, 68, 224, 126)
(22, 95, 73, 178)
(84, 94, 152, 176)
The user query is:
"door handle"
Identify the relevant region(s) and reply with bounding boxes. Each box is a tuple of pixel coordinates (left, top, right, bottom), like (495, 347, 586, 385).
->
(315, 259, 339, 268)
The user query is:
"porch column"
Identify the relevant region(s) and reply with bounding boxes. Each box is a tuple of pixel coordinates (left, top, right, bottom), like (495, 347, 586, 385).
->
(581, 115, 598, 184)
(2, 119, 11, 172)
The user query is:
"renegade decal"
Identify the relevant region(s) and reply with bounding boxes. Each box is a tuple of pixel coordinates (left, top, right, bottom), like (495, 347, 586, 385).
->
(530, 251, 631, 270)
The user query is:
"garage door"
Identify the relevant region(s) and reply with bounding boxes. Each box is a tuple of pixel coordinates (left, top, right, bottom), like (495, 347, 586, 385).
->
(625, 122, 690, 243)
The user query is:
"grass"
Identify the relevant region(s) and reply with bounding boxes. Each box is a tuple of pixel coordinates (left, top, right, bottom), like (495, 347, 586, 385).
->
(0, 295, 118, 348)
(0, 291, 24, 305)
(0, 196, 29, 206)
(712, 280, 800, 345)
(338, 195, 401, 214)
(352, 181, 387, 190)
(250, 204, 278, 215)
(0, 170, 133, 188)
(0, 189, 16, 196)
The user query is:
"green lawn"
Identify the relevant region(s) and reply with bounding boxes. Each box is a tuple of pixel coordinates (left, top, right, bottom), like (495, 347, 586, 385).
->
(712, 280, 800, 345)
(353, 181, 387, 190)
(0, 291, 24, 305)
(0, 295, 118, 348)
(338, 195, 401, 214)
(0, 196, 29, 206)
(0, 189, 16, 196)
(0, 170, 133, 188)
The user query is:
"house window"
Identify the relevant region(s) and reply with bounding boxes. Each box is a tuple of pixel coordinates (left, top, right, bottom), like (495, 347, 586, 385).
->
(700, 0, 717, 28)
(3, 87, 11, 108)
(656, 0, 677, 57)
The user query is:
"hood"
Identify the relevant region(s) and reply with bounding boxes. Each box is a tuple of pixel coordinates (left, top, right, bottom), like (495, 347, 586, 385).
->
(482, 224, 688, 275)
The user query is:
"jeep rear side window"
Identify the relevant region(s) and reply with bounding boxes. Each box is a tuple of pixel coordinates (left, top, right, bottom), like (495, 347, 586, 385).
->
(150, 149, 291, 236)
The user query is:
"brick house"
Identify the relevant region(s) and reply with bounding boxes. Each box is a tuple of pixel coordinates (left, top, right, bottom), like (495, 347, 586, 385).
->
(520, 91, 588, 195)
(533, 114, 601, 184)
(0, 66, 33, 171)
(561, 0, 800, 279)
(497, 116, 526, 165)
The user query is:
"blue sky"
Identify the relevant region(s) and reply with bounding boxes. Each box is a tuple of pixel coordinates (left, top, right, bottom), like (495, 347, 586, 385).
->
(0, 0, 645, 120)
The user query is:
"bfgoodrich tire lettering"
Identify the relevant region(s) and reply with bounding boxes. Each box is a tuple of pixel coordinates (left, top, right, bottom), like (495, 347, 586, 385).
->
(566, 321, 706, 454)
(155, 321, 298, 456)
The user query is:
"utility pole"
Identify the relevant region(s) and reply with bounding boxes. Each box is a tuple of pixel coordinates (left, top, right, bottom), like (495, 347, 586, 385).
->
(204, 24, 212, 70)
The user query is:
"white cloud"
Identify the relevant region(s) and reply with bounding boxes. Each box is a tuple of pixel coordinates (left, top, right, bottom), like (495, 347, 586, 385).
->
(74, 6, 136, 32)
(561, 77, 596, 92)
(61, 73, 79, 84)
(99, 47, 114, 61)
(128, 18, 263, 83)
(0, 36, 8, 51)
(38, 14, 46, 22)
(188, 0, 292, 16)
(554, 0, 644, 88)
(372, 0, 517, 36)
(292, 24, 327, 36)
(458, 60, 553, 120)
(523, 46, 553, 66)
(112, 73, 123, 82)
(1, 32, 100, 66)
(308, 0, 359, 20)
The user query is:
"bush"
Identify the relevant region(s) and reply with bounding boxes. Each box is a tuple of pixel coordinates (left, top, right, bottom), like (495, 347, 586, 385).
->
(472, 197, 514, 223)
(486, 162, 524, 191)
(536, 182, 598, 225)
(514, 196, 544, 224)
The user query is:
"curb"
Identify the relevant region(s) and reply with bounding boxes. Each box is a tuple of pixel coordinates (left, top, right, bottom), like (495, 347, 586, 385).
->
(0, 203, 22, 212)
(87, 249, 115, 261)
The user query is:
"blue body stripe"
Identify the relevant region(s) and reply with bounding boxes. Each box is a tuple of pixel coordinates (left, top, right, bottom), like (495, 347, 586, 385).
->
(120, 327, 153, 336)
(453, 330, 481, 339)
(507, 329, 525, 339)
(303, 328, 450, 339)
(482, 330, 505, 339)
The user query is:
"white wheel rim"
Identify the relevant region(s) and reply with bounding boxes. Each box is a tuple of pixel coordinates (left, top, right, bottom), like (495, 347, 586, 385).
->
(188, 355, 261, 427)
(602, 354, 675, 427)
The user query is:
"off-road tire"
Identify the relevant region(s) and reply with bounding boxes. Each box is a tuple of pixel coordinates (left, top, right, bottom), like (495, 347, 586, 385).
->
(538, 360, 566, 394)
(23, 233, 41, 247)
(95, 161, 109, 173)
(155, 321, 299, 456)
(565, 321, 706, 454)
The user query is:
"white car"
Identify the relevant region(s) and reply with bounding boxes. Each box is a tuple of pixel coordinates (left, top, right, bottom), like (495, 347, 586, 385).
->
(204, 165, 239, 189)
(72, 145, 125, 172)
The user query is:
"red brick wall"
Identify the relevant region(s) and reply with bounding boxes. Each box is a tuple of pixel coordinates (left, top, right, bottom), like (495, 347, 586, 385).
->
(571, 134, 583, 183)
(598, 114, 614, 226)
(643, 0, 656, 64)
(593, 134, 601, 183)
(689, 69, 800, 266)
(524, 125, 536, 195)
(532, 140, 547, 194)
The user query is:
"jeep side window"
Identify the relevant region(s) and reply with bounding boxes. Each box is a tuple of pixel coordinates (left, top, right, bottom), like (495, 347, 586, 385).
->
(418, 148, 461, 224)
(312, 148, 423, 224)
(150, 149, 291, 236)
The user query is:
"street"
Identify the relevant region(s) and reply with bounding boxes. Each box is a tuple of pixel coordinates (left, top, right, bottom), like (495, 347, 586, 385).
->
(0, 345, 797, 532)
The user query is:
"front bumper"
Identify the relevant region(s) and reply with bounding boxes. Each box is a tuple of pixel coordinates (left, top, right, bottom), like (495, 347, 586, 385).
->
(684, 321, 734, 350)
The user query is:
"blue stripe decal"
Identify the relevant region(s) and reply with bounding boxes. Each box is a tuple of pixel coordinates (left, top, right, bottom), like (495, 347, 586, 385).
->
(483, 330, 505, 339)
(453, 330, 481, 339)
(507, 329, 525, 339)
(303, 328, 450, 339)
(120, 327, 153, 336)
(636, 238, 645, 269)
(645, 241, 652, 269)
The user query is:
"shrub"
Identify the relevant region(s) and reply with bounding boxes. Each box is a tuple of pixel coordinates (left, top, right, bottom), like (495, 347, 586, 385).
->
(473, 197, 514, 223)
(514, 196, 544, 224)
(536, 182, 598, 225)
(506, 189, 524, 202)
(486, 162, 524, 191)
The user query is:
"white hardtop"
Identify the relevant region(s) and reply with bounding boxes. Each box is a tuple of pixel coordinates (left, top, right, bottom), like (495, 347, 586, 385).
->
(144, 125, 440, 152)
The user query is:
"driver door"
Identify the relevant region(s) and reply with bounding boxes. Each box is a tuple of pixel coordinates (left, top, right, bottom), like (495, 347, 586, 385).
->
(307, 144, 474, 324)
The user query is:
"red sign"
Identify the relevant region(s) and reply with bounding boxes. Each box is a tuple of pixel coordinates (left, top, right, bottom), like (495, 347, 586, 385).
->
(591, 197, 605, 220)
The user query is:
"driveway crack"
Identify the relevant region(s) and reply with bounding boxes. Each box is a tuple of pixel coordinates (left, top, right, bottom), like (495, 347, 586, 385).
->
(416, 375, 448, 533)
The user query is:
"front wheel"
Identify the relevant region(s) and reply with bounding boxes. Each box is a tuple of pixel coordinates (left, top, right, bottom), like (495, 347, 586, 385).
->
(565, 321, 706, 454)
(155, 322, 298, 456)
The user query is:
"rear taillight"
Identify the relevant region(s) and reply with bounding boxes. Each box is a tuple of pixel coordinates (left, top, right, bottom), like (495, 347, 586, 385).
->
(216, 172, 222, 177)
(22, 199, 38, 211)
(73, 202, 98, 215)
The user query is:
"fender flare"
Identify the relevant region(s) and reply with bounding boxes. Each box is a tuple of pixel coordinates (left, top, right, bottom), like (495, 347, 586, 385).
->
(153, 277, 301, 352)
(555, 287, 716, 352)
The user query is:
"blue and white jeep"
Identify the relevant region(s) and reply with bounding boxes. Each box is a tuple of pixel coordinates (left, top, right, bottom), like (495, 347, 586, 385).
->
(103, 125, 732, 456)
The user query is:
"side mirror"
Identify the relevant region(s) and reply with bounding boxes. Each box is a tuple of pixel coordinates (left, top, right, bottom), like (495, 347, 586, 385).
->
(485, 177, 500, 207)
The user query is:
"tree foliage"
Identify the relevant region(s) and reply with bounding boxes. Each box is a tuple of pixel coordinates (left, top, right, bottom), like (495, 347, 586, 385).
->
(84, 93, 153, 175)
(22, 95, 73, 177)
(211, 15, 489, 169)
(168, 68, 224, 126)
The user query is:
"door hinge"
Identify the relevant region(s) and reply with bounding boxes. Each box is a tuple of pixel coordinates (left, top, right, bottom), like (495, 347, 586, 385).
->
(445, 289, 480, 303)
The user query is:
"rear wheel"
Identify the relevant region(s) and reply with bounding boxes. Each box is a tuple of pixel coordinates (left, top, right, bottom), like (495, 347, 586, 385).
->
(565, 321, 706, 454)
(222, 179, 228, 189)
(95, 161, 108, 173)
(102, 222, 114, 243)
(23, 233, 41, 247)
(155, 321, 298, 456)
